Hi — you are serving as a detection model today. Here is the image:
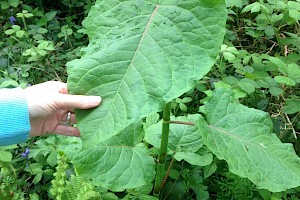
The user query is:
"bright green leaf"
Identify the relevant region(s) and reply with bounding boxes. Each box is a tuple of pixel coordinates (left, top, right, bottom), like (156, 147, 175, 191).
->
(47, 151, 57, 167)
(274, 76, 296, 86)
(179, 102, 188, 112)
(268, 57, 287, 74)
(198, 89, 300, 192)
(24, 13, 34, 18)
(0, 150, 12, 162)
(25, 163, 43, 175)
(226, 46, 239, 54)
(283, 99, 300, 114)
(33, 172, 43, 185)
(12, 25, 21, 31)
(237, 78, 257, 94)
(0, 80, 19, 88)
(37, 28, 48, 34)
(67, 0, 227, 147)
(223, 51, 236, 61)
(269, 86, 283, 97)
(287, 63, 300, 83)
(182, 97, 193, 103)
(174, 152, 213, 166)
(15, 30, 25, 38)
(4, 29, 15, 35)
(226, 0, 243, 8)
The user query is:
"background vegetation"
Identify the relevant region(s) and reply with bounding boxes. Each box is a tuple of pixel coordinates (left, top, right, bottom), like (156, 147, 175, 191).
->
(0, 0, 300, 199)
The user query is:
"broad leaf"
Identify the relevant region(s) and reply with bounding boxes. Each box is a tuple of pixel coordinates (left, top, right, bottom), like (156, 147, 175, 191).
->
(67, 0, 227, 147)
(198, 89, 300, 192)
(72, 121, 155, 191)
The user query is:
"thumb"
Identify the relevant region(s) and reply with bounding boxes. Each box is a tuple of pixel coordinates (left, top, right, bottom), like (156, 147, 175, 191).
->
(54, 94, 101, 110)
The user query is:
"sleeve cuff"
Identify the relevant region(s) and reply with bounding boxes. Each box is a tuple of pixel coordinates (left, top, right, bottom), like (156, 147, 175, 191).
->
(0, 88, 31, 146)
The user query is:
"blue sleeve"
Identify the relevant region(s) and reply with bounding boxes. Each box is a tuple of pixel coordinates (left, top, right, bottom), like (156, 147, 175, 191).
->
(0, 88, 31, 146)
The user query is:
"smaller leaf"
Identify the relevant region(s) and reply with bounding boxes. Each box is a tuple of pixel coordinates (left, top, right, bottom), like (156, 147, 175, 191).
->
(15, 30, 25, 38)
(9, 0, 20, 8)
(238, 79, 256, 94)
(0, 150, 12, 162)
(226, 0, 243, 8)
(4, 29, 15, 35)
(203, 162, 217, 179)
(174, 152, 213, 167)
(12, 25, 21, 31)
(33, 172, 43, 185)
(274, 76, 296, 86)
(268, 57, 287, 74)
(243, 55, 251, 65)
(287, 63, 300, 83)
(47, 151, 57, 167)
(24, 13, 34, 18)
(37, 28, 48, 34)
(25, 163, 43, 174)
(0, 1, 10, 9)
(182, 97, 193, 103)
(45, 11, 57, 21)
(179, 103, 187, 112)
(36, 49, 47, 56)
(284, 99, 300, 114)
(223, 52, 236, 61)
(226, 46, 240, 54)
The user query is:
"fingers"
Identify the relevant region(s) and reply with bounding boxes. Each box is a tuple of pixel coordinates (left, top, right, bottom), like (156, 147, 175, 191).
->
(54, 94, 101, 110)
(52, 124, 80, 137)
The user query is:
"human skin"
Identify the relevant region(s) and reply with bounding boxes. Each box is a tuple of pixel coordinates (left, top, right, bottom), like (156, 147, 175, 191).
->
(25, 81, 101, 137)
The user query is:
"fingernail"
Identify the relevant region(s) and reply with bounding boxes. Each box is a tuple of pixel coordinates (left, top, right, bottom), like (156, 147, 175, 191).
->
(87, 96, 101, 105)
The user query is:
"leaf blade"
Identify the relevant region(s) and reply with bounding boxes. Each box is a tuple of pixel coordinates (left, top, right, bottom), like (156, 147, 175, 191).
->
(67, 0, 227, 147)
(198, 89, 300, 192)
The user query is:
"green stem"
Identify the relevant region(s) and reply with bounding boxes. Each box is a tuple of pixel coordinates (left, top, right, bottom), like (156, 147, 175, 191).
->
(21, 16, 28, 33)
(159, 102, 171, 163)
(154, 102, 171, 194)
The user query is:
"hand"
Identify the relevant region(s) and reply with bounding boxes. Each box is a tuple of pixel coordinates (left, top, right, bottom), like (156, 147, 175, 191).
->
(25, 81, 101, 137)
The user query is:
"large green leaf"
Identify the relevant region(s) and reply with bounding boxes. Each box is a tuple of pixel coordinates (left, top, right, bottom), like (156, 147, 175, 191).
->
(72, 121, 155, 191)
(198, 89, 300, 192)
(67, 0, 227, 147)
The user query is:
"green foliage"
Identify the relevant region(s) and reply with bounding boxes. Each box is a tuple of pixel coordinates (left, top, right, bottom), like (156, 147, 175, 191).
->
(50, 153, 68, 200)
(67, 0, 227, 146)
(0, 0, 90, 87)
(199, 89, 300, 192)
(1, 0, 300, 199)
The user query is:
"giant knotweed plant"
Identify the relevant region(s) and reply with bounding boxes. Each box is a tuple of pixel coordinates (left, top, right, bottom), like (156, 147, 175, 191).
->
(66, 0, 300, 194)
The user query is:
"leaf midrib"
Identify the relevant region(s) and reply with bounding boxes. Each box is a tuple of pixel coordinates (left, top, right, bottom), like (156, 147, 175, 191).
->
(96, 5, 160, 136)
